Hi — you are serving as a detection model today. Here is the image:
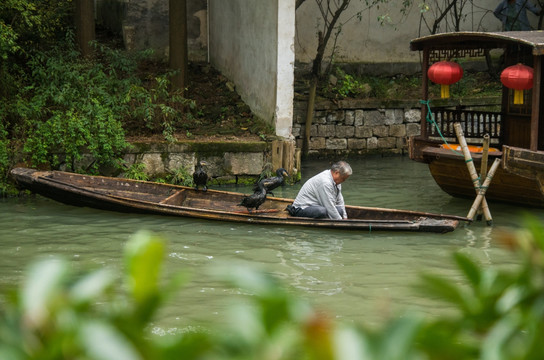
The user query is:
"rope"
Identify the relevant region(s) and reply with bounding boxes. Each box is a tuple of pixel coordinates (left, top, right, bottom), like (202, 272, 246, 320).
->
(419, 99, 463, 156)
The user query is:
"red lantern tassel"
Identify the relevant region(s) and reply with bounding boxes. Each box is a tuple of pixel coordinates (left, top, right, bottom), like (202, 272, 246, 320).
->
(440, 84, 450, 99)
(513, 89, 524, 105)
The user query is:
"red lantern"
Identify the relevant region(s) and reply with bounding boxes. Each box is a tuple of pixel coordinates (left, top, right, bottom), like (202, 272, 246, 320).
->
(427, 61, 464, 99)
(500, 64, 533, 105)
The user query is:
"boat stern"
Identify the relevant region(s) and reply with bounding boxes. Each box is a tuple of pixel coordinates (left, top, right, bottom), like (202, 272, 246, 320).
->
(418, 218, 461, 233)
(10, 167, 41, 189)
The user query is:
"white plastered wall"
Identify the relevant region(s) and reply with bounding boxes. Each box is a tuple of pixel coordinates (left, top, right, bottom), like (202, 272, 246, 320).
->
(294, 0, 519, 65)
(208, 0, 295, 139)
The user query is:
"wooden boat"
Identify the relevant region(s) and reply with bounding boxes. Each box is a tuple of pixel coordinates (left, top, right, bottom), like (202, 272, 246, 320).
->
(409, 31, 544, 208)
(10, 167, 468, 233)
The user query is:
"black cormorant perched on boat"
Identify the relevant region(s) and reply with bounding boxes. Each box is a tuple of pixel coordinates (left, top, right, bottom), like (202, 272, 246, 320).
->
(239, 182, 267, 212)
(253, 168, 288, 196)
(193, 160, 208, 191)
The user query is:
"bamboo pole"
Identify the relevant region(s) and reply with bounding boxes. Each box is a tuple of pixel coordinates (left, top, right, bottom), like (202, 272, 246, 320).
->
(453, 123, 493, 224)
(476, 134, 490, 221)
(467, 158, 501, 222)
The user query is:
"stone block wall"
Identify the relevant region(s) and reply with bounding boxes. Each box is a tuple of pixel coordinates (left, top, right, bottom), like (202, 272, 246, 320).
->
(62, 100, 429, 181)
(124, 141, 269, 183)
(60, 141, 270, 184)
(293, 99, 422, 157)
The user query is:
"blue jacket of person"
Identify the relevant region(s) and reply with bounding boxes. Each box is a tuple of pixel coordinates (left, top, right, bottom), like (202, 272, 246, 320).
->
(494, 0, 540, 31)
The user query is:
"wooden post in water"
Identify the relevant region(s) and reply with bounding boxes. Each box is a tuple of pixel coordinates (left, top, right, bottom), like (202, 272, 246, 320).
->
(271, 140, 284, 171)
(476, 134, 490, 221)
(467, 158, 501, 222)
(282, 141, 295, 175)
(453, 123, 493, 225)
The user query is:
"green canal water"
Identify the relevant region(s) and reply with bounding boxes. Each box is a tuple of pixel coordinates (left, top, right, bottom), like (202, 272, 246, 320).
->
(1, 155, 541, 332)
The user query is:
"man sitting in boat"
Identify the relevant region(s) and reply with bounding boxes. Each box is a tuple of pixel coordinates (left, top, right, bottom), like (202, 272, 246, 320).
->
(287, 161, 352, 220)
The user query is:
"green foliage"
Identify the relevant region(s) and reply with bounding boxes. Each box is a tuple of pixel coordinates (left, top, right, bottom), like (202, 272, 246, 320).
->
(0, 20, 19, 59)
(451, 71, 503, 98)
(2, 31, 202, 176)
(331, 67, 369, 98)
(124, 73, 196, 143)
(1, 14, 202, 182)
(15, 36, 128, 171)
(0, 0, 72, 101)
(256, 162, 274, 181)
(0, 122, 12, 196)
(254, 118, 274, 136)
(325, 67, 419, 100)
(124, 163, 149, 181)
(2, 218, 544, 359)
(0, 0, 72, 58)
(166, 165, 194, 187)
(325, 66, 501, 101)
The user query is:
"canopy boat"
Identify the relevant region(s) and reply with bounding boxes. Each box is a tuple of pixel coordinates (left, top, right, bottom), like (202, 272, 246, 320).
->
(10, 167, 468, 233)
(409, 31, 544, 208)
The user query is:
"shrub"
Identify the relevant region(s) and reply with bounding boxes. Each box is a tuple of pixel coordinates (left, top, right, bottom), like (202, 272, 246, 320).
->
(124, 162, 149, 181)
(167, 165, 194, 187)
(0, 122, 11, 196)
(124, 73, 196, 143)
(11, 33, 129, 172)
(2, 27, 201, 179)
(332, 67, 369, 98)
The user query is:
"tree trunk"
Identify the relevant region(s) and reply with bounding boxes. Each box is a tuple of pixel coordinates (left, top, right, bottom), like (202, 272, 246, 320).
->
(75, 0, 95, 57)
(169, 0, 188, 93)
(431, 0, 458, 34)
(303, 76, 317, 157)
(302, 30, 325, 158)
(301, 1, 350, 157)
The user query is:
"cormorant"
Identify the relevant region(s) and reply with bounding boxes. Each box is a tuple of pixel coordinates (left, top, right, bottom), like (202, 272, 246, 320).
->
(253, 168, 288, 196)
(239, 182, 267, 212)
(193, 160, 208, 191)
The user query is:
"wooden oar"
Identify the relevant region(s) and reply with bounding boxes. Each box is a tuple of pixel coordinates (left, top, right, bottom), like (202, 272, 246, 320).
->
(454, 123, 493, 225)
(476, 134, 490, 221)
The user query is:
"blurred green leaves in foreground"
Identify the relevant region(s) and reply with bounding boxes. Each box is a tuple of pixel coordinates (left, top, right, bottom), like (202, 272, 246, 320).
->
(1, 217, 544, 360)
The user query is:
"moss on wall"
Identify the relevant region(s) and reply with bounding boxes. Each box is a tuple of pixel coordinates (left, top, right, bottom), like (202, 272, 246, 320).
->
(128, 141, 268, 156)
(186, 141, 268, 155)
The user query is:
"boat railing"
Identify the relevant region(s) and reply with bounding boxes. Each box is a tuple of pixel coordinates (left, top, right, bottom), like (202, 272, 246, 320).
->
(427, 106, 502, 144)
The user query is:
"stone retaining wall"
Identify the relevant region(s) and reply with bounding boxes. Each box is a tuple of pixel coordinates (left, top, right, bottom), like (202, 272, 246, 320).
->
(126, 141, 269, 183)
(293, 99, 422, 157)
(69, 141, 271, 184)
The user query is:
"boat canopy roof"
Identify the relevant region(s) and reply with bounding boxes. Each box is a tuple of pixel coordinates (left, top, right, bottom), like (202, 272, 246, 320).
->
(410, 31, 544, 55)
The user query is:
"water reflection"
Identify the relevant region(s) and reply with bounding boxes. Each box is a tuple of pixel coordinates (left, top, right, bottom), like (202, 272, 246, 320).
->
(280, 234, 343, 295)
(1, 155, 543, 329)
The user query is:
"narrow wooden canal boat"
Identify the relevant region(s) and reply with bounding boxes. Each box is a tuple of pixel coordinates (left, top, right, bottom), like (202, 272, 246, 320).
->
(10, 168, 468, 233)
(409, 31, 544, 208)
